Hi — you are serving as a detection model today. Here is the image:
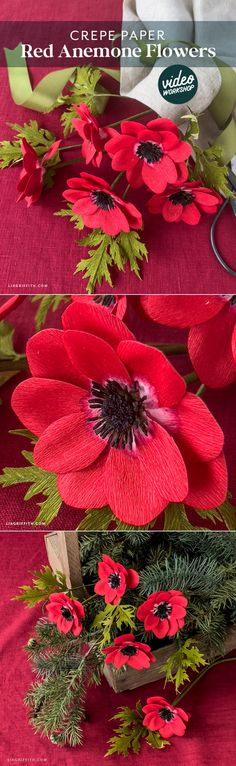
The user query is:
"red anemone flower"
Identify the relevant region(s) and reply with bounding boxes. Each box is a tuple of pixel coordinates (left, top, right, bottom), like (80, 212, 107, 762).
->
(63, 172, 142, 236)
(148, 181, 222, 225)
(105, 118, 191, 193)
(140, 295, 236, 389)
(17, 138, 61, 207)
(46, 593, 85, 636)
(0, 295, 25, 319)
(142, 697, 189, 737)
(94, 554, 139, 605)
(71, 294, 127, 320)
(102, 633, 155, 669)
(137, 590, 187, 638)
(11, 301, 227, 525)
(71, 103, 110, 167)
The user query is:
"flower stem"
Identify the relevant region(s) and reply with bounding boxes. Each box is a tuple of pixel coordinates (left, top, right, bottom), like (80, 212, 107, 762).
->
(122, 183, 131, 200)
(110, 171, 124, 190)
(0, 357, 28, 371)
(57, 157, 84, 168)
(184, 371, 198, 384)
(196, 383, 206, 398)
(108, 109, 152, 130)
(59, 143, 82, 152)
(147, 343, 188, 355)
(171, 656, 236, 707)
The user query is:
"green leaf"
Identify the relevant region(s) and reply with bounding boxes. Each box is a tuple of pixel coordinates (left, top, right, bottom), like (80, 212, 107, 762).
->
(0, 121, 56, 168)
(0, 320, 24, 361)
(13, 565, 67, 607)
(217, 499, 236, 530)
(181, 112, 200, 141)
(9, 428, 38, 444)
(58, 66, 109, 136)
(75, 229, 148, 294)
(189, 142, 234, 197)
(164, 503, 197, 530)
(0, 451, 62, 526)
(55, 205, 84, 232)
(106, 702, 170, 757)
(92, 604, 136, 648)
(162, 638, 207, 692)
(77, 506, 114, 530)
(31, 294, 69, 331)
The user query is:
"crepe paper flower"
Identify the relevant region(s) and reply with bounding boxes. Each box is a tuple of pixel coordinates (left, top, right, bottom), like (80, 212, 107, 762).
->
(148, 181, 222, 225)
(140, 295, 236, 389)
(46, 593, 85, 636)
(11, 301, 228, 525)
(94, 555, 139, 605)
(17, 138, 61, 207)
(137, 590, 187, 639)
(0, 295, 25, 319)
(142, 697, 189, 737)
(71, 103, 111, 167)
(105, 118, 191, 194)
(71, 294, 127, 320)
(102, 633, 155, 669)
(63, 172, 142, 236)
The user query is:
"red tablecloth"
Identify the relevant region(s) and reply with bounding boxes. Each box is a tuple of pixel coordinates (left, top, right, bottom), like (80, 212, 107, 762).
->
(1, 530, 236, 766)
(0, 297, 236, 529)
(0, 1, 236, 295)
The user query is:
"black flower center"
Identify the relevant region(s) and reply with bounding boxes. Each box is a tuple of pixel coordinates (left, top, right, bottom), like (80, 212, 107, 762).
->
(136, 141, 163, 164)
(61, 606, 73, 621)
(153, 601, 172, 620)
(169, 190, 194, 206)
(230, 295, 236, 305)
(159, 707, 174, 722)
(93, 295, 116, 308)
(91, 190, 115, 210)
(108, 573, 121, 589)
(121, 645, 137, 656)
(88, 379, 149, 449)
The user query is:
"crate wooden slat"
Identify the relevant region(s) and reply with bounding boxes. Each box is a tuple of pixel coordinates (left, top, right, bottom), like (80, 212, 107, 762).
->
(44, 531, 236, 693)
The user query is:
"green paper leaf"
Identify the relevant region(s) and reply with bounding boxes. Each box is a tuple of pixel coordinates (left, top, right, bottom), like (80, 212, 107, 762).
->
(92, 603, 136, 648)
(75, 229, 147, 294)
(181, 112, 200, 141)
(31, 294, 69, 331)
(58, 66, 109, 136)
(164, 503, 198, 530)
(162, 638, 207, 692)
(0, 450, 62, 526)
(217, 499, 236, 530)
(13, 565, 67, 607)
(9, 428, 38, 443)
(77, 506, 114, 530)
(189, 142, 234, 198)
(0, 121, 56, 168)
(106, 702, 170, 757)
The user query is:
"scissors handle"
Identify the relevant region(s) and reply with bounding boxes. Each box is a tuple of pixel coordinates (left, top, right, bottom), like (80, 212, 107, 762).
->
(210, 198, 236, 277)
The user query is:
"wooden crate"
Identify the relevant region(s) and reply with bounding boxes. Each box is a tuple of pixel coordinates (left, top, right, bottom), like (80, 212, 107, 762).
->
(44, 531, 236, 693)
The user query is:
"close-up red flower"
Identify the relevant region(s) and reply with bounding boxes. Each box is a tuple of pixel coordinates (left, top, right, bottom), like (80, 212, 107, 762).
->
(137, 590, 187, 638)
(63, 172, 142, 236)
(148, 181, 222, 225)
(71, 103, 110, 167)
(71, 294, 127, 319)
(17, 138, 61, 207)
(105, 118, 191, 193)
(142, 696, 189, 737)
(94, 554, 139, 605)
(140, 295, 236, 389)
(46, 592, 85, 636)
(102, 633, 155, 669)
(11, 301, 228, 525)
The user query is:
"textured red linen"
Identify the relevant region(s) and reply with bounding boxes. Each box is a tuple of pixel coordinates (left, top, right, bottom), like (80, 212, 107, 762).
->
(1, 530, 236, 765)
(0, 297, 236, 530)
(0, 2, 236, 294)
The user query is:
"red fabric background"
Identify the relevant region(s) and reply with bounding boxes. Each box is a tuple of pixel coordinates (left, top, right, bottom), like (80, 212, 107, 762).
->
(0, 297, 236, 530)
(0, 1, 236, 294)
(1, 530, 236, 765)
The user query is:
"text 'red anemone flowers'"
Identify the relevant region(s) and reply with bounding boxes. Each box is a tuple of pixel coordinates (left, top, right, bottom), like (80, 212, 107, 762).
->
(17, 138, 61, 207)
(94, 555, 139, 605)
(71, 103, 111, 167)
(46, 593, 85, 636)
(148, 181, 222, 225)
(102, 633, 155, 669)
(142, 697, 189, 738)
(71, 294, 127, 320)
(11, 301, 228, 525)
(137, 591, 187, 638)
(105, 118, 191, 193)
(63, 172, 142, 236)
(141, 295, 236, 389)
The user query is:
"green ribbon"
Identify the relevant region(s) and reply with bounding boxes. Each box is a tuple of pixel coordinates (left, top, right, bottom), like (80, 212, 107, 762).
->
(210, 63, 236, 164)
(4, 44, 76, 112)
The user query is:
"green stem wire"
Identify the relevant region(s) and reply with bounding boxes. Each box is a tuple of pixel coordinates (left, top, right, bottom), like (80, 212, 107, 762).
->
(171, 656, 236, 707)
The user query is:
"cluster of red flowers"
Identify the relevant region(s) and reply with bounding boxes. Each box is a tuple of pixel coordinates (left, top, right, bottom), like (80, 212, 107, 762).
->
(16, 106, 222, 232)
(12, 299, 228, 525)
(46, 554, 189, 739)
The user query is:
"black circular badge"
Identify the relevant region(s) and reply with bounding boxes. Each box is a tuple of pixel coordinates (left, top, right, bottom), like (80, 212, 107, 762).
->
(158, 65, 198, 104)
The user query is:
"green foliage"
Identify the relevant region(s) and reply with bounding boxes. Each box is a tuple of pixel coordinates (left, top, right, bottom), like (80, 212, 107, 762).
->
(57, 66, 108, 136)
(92, 603, 136, 648)
(0, 320, 26, 387)
(162, 639, 206, 692)
(55, 204, 84, 234)
(106, 702, 170, 757)
(181, 112, 200, 141)
(191, 143, 233, 197)
(13, 566, 67, 607)
(0, 121, 56, 168)
(75, 229, 148, 294)
(78, 506, 114, 530)
(31, 294, 69, 331)
(9, 428, 38, 443)
(164, 503, 199, 530)
(0, 450, 62, 525)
